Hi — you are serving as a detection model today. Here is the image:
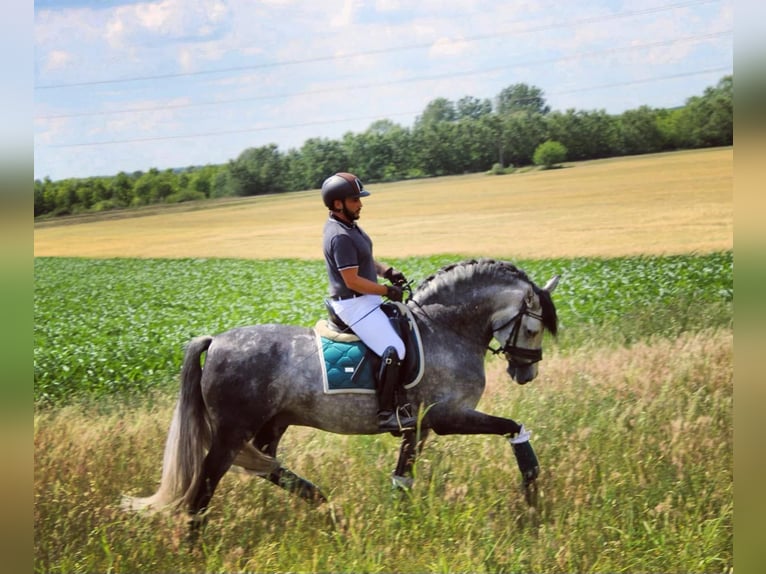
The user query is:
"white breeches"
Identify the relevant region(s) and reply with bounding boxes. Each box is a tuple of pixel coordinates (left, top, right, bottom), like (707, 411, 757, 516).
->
(329, 294, 406, 359)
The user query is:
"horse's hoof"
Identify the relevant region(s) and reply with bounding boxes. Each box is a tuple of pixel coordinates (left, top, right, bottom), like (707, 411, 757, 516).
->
(522, 465, 539, 486)
(512, 440, 539, 482)
(391, 474, 414, 490)
(523, 478, 539, 508)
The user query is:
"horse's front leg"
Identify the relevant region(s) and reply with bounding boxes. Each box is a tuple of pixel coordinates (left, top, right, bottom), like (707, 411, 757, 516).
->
(428, 407, 540, 490)
(392, 428, 430, 491)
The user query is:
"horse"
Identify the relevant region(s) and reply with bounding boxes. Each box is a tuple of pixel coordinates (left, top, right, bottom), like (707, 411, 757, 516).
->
(122, 258, 559, 535)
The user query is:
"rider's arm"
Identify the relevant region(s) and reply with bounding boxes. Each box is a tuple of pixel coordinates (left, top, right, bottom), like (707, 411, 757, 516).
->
(340, 266, 388, 296)
(374, 260, 392, 277)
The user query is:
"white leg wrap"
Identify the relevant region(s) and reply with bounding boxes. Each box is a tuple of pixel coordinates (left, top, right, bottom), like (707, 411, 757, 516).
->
(508, 424, 531, 444)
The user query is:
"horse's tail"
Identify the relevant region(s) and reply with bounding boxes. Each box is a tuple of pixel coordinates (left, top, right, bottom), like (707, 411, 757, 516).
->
(122, 335, 214, 513)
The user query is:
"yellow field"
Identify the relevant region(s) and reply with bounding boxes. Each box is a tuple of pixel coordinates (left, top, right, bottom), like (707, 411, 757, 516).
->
(34, 148, 732, 260)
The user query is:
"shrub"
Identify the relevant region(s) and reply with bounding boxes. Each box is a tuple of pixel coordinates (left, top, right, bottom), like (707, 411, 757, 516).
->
(166, 189, 206, 204)
(488, 163, 515, 176)
(533, 140, 568, 168)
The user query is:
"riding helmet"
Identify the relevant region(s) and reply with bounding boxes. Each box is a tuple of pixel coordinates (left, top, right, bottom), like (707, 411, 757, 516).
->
(321, 172, 370, 209)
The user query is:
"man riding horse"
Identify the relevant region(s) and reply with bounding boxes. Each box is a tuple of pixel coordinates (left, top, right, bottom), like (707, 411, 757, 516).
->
(321, 172, 417, 432)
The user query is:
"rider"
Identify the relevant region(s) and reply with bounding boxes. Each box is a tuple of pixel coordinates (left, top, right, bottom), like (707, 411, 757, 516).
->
(321, 172, 417, 432)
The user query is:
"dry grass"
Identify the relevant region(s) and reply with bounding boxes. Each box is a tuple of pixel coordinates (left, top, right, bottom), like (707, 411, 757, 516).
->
(34, 148, 732, 260)
(34, 329, 732, 572)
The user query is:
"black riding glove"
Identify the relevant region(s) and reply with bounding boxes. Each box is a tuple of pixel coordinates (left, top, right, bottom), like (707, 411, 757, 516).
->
(386, 285, 404, 302)
(384, 267, 407, 287)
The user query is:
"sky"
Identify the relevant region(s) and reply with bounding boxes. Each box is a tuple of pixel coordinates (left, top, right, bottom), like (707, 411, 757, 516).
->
(33, 0, 733, 181)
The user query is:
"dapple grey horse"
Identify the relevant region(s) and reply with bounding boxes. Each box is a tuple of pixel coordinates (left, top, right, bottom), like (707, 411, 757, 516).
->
(123, 259, 559, 534)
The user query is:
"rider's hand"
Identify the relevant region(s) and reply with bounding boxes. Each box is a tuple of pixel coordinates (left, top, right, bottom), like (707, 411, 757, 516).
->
(384, 267, 407, 286)
(385, 285, 404, 302)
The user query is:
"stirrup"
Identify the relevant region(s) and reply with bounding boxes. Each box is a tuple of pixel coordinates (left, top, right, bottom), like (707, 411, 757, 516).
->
(377, 408, 417, 431)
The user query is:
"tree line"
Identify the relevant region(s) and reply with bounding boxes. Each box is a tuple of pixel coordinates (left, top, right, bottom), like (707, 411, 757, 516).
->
(34, 75, 732, 218)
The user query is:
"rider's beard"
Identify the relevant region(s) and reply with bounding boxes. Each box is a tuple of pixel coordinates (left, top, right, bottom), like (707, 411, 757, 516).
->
(342, 205, 360, 221)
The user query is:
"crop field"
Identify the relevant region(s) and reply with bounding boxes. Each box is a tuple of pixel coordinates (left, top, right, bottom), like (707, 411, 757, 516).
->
(34, 148, 732, 260)
(34, 149, 733, 573)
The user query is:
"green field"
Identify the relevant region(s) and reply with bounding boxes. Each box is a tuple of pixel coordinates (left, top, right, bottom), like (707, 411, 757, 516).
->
(34, 253, 732, 406)
(34, 150, 733, 573)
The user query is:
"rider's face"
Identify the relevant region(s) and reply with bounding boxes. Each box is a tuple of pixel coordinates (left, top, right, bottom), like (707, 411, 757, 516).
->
(341, 197, 362, 221)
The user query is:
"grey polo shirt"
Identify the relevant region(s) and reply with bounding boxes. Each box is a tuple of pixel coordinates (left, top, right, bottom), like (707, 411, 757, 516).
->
(323, 215, 377, 298)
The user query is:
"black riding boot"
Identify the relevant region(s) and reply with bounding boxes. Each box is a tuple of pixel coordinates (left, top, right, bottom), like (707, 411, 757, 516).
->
(376, 346, 417, 432)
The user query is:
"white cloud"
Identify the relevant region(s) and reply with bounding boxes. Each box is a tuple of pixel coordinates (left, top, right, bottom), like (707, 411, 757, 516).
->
(429, 36, 472, 58)
(104, 0, 229, 47)
(375, 0, 403, 11)
(44, 50, 74, 71)
(331, 0, 359, 28)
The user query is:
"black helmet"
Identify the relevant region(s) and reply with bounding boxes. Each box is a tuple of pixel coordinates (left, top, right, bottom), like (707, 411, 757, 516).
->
(321, 172, 370, 209)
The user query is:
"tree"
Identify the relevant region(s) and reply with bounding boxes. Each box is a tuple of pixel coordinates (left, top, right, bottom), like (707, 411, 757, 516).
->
(533, 140, 567, 168)
(415, 97, 456, 127)
(33, 74, 734, 218)
(618, 106, 665, 155)
(296, 137, 349, 189)
(211, 168, 235, 198)
(456, 96, 492, 120)
(228, 144, 285, 196)
(452, 117, 496, 173)
(345, 120, 413, 182)
(188, 166, 217, 198)
(675, 75, 732, 148)
(411, 121, 461, 176)
(501, 112, 548, 166)
(34, 178, 50, 216)
(132, 169, 178, 203)
(496, 83, 550, 116)
(545, 109, 620, 161)
(655, 108, 685, 150)
(109, 171, 134, 207)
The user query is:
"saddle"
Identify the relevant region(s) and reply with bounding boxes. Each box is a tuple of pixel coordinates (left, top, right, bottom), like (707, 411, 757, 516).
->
(315, 300, 424, 392)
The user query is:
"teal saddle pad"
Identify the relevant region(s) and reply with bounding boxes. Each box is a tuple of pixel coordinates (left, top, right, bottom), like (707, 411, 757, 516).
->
(318, 337, 376, 394)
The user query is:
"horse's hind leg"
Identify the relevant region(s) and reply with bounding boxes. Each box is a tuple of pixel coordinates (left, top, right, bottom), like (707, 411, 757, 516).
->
(254, 420, 327, 504)
(264, 467, 327, 504)
(186, 431, 241, 537)
(392, 428, 430, 490)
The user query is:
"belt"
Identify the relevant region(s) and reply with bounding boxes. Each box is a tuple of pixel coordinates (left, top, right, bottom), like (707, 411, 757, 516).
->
(330, 293, 364, 301)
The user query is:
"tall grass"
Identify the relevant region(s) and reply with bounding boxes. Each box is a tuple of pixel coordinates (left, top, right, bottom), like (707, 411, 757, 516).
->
(34, 330, 732, 573)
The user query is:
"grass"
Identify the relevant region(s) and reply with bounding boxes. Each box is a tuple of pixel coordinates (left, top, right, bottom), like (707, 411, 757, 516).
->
(34, 329, 732, 573)
(33, 148, 733, 571)
(34, 148, 732, 260)
(34, 253, 733, 405)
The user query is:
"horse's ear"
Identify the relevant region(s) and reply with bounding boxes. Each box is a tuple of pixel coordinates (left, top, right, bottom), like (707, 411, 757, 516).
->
(542, 275, 560, 294)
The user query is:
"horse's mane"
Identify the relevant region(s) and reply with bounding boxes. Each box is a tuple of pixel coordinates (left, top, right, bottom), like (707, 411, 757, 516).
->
(412, 258, 558, 335)
(413, 259, 530, 299)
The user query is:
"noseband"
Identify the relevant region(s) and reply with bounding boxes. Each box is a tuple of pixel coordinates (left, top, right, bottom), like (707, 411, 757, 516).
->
(489, 300, 545, 367)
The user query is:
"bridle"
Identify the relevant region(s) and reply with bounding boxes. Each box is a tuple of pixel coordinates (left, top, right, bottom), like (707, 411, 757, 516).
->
(405, 283, 546, 368)
(488, 299, 545, 368)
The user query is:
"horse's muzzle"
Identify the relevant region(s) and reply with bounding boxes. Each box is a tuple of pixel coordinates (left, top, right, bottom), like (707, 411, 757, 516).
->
(504, 345, 542, 385)
(507, 363, 537, 385)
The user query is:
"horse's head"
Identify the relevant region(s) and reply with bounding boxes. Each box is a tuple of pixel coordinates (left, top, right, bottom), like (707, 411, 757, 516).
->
(412, 259, 559, 384)
(492, 275, 559, 385)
